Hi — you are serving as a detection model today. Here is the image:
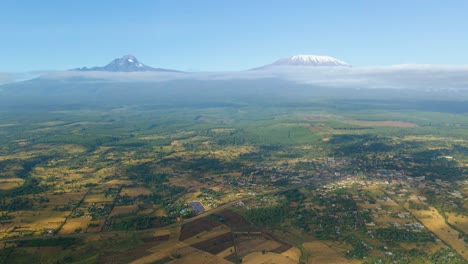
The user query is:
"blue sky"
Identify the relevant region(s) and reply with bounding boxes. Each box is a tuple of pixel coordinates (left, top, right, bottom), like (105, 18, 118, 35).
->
(1, 0, 468, 72)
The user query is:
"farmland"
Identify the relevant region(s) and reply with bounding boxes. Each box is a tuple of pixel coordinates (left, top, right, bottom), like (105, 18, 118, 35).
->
(0, 98, 467, 263)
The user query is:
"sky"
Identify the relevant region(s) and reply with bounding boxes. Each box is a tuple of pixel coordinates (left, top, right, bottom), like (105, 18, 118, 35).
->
(1, 0, 468, 72)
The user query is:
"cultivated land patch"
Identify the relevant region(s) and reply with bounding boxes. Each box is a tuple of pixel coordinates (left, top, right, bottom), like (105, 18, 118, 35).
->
(120, 187, 152, 197)
(410, 207, 468, 260)
(59, 218, 89, 234)
(179, 216, 222, 241)
(214, 209, 254, 231)
(191, 232, 234, 255)
(167, 247, 232, 264)
(303, 241, 353, 264)
(235, 237, 283, 256)
(99, 235, 170, 264)
(0, 178, 24, 190)
(446, 212, 468, 233)
(280, 247, 302, 262)
(242, 252, 297, 264)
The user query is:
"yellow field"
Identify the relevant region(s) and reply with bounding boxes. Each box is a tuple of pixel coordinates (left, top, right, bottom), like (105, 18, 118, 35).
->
(129, 240, 187, 264)
(101, 179, 133, 188)
(59, 218, 91, 234)
(281, 247, 302, 262)
(182, 225, 231, 245)
(169, 247, 232, 264)
(446, 212, 468, 233)
(5, 210, 68, 235)
(243, 252, 297, 264)
(0, 178, 24, 190)
(216, 246, 235, 259)
(83, 193, 114, 203)
(410, 207, 468, 260)
(303, 241, 355, 264)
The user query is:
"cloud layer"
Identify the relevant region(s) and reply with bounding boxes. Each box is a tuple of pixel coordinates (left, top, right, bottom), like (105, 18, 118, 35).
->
(9, 65, 468, 91)
(0, 73, 16, 85)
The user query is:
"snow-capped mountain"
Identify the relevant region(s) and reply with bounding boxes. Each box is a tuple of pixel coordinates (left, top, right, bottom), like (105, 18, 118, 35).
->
(254, 55, 350, 69)
(72, 55, 180, 72)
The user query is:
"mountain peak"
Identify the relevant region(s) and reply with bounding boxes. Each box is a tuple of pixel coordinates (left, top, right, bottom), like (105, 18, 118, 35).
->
(273, 55, 350, 67)
(72, 55, 180, 72)
(107, 55, 145, 69)
(253, 54, 350, 70)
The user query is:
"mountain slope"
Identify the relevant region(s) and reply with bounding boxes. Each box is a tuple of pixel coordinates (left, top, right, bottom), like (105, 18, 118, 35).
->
(254, 55, 350, 69)
(72, 55, 180, 72)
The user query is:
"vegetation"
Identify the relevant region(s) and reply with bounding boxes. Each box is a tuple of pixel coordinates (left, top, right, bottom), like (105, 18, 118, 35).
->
(0, 98, 467, 263)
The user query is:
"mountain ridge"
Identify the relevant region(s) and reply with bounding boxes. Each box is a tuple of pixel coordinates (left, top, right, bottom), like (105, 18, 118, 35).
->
(71, 55, 181, 72)
(252, 54, 350, 70)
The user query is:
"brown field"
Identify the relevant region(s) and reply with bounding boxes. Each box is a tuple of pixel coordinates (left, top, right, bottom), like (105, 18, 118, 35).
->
(110, 205, 138, 217)
(129, 240, 188, 264)
(153, 229, 171, 237)
(236, 238, 283, 256)
(120, 187, 152, 197)
(181, 226, 231, 248)
(214, 210, 254, 231)
(183, 224, 230, 242)
(44, 190, 88, 205)
(99, 235, 171, 264)
(191, 232, 234, 255)
(410, 207, 468, 260)
(179, 216, 222, 241)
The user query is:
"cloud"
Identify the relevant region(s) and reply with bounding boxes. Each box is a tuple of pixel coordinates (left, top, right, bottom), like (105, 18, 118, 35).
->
(259, 65, 468, 90)
(36, 65, 468, 90)
(41, 70, 187, 82)
(0, 72, 42, 85)
(0, 73, 16, 84)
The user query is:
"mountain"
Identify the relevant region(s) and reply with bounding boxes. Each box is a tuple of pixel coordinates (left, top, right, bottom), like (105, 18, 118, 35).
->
(254, 55, 350, 69)
(72, 55, 180, 72)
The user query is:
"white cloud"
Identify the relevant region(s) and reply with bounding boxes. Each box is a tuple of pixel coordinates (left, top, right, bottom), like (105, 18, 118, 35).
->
(0, 72, 42, 85)
(33, 65, 468, 90)
(0, 73, 16, 84)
